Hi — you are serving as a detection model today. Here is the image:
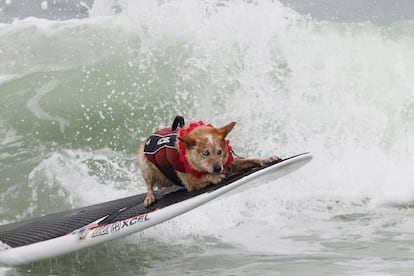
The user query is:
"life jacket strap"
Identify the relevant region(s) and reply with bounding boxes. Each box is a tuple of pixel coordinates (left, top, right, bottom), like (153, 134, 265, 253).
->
(172, 115, 185, 131)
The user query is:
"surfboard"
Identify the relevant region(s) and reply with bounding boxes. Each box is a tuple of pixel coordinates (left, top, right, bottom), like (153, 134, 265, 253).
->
(0, 152, 312, 266)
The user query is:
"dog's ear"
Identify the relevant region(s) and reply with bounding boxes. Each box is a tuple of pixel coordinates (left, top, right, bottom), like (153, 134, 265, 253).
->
(178, 135, 196, 148)
(217, 121, 236, 137)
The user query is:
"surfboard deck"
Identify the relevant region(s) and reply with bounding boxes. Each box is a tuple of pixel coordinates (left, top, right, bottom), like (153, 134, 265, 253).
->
(0, 152, 312, 266)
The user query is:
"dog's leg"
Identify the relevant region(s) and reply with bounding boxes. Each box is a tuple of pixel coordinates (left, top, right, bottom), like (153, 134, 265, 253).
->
(137, 144, 159, 207)
(143, 181, 155, 207)
(227, 156, 280, 173)
(139, 161, 163, 207)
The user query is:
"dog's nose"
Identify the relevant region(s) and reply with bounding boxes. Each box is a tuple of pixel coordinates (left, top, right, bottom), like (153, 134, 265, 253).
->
(213, 165, 222, 173)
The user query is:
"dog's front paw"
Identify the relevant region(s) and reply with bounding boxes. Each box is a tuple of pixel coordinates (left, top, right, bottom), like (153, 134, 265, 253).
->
(144, 193, 155, 207)
(209, 173, 226, 184)
(260, 156, 281, 166)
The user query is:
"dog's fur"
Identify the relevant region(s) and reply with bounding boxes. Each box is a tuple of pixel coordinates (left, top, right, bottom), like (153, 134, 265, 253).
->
(137, 121, 279, 206)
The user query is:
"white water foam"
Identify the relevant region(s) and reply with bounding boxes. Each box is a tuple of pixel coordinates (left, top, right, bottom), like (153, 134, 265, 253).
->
(0, 241, 10, 252)
(27, 149, 142, 213)
(0, 267, 14, 276)
(0, 75, 16, 86)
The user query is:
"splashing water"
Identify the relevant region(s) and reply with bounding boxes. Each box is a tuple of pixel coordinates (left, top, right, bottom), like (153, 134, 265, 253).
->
(1, 0, 414, 275)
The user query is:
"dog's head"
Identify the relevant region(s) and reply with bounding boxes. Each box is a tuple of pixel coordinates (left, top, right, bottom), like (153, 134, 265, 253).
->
(178, 122, 236, 174)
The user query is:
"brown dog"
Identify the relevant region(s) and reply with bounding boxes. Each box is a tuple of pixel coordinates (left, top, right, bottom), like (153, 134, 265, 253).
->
(137, 118, 280, 206)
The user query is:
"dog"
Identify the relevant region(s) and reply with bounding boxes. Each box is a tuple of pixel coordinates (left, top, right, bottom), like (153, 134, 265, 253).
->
(137, 117, 280, 207)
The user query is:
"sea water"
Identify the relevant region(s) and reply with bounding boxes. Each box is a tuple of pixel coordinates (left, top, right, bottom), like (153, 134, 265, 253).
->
(1, 1, 414, 275)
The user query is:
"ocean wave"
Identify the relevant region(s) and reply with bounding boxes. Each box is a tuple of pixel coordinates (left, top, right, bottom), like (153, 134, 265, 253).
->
(0, 0, 414, 237)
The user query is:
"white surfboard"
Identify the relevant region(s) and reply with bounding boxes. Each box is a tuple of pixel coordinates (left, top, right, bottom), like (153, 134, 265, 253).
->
(0, 152, 312, 266)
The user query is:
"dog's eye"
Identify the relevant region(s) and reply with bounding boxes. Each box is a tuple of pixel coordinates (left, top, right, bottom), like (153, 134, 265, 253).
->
(202, 150, 210, 156)
(217, 149, 222, 155)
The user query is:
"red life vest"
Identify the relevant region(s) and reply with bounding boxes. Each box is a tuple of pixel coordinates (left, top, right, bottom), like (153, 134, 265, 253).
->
(144, 128, 185, 185)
